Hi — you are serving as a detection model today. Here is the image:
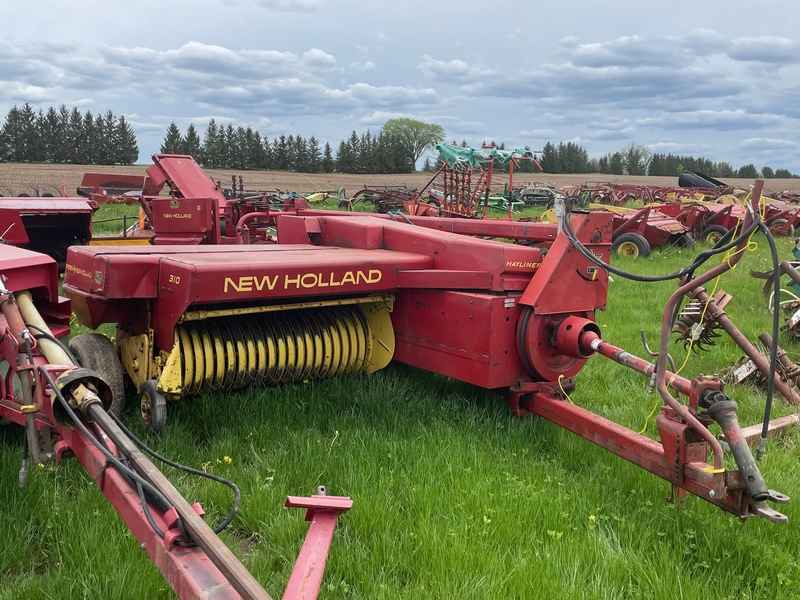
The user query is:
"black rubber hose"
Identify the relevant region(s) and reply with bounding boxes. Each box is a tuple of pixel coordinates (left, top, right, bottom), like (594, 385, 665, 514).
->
(757, 221, 781, 460)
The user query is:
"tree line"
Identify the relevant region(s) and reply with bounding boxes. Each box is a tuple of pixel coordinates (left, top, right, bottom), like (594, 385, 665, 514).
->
(162, 119, 424, 174)
(1, 102, 795, 180)
(0, 103, 139, 165)
(540, 141, 797, 178)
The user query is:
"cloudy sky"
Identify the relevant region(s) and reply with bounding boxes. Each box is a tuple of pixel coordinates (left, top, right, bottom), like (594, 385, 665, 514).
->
(2, 0, 799, 172)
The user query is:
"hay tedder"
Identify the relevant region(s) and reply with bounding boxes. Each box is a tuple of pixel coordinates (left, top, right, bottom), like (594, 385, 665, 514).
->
(0, 157, 792, 598)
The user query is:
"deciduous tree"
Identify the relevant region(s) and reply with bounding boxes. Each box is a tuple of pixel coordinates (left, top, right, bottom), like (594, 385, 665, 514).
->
(381, 118, 444, 169)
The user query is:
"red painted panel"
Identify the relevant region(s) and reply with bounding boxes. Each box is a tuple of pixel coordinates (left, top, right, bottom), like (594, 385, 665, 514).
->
(392, 290, 526, 388)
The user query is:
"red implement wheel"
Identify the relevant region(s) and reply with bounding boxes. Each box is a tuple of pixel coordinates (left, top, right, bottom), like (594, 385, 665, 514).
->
(700, 225, 728, 245)
(611, 232, 651, 259)
(674, 233, 695, 249)
(770, 219, 795, 237)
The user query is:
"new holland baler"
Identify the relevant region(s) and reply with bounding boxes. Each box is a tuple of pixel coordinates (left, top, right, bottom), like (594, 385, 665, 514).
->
(0, 158, 789, 599)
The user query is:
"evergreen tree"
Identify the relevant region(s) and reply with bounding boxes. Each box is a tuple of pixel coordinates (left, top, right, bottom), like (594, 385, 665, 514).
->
(248, 131, 268, 169)
(82, 111, 98, 164)
(94, 110, 117, 165)
(1, 103, 41, 162)
(55, 105, 71, 163)
(115, 116, 139, 164)
(271, 135, 288, 170)
(261, 136, 274, 170)
(18, 103, 40, 162)
(293, 135, 308, 172)
(37, 107, 61, 162)
(201, 119, 222, 167)
(321, 142, 334, 172)
(67, 107, 85, 163)
(358, 131, 374, 173)
(307, 136, 322, 173)
(539, 142, 559, 173)
(223, 124, 237, 169)
(335, 139, 355, 173)
(285, 135, 298, 171)
(161, 122, 184, 154)
(609, 152, 624, 175)
(183, 123, 202, 158)
(0, 106, 21, 161)
(737, 164, 758, 178)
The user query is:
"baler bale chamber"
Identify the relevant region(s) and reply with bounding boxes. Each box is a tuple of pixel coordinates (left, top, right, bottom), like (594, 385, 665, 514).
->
(62, 208, 586, 433)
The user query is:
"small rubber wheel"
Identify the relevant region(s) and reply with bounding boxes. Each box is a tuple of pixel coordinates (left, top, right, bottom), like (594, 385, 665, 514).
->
(69, 333, 125, 417)
(676, 233, 695, 249)
(611, 232, 651, 259)
(701, 225, 728, 245)
(770, 219, 795, 237)
(139, 379, 166, 434)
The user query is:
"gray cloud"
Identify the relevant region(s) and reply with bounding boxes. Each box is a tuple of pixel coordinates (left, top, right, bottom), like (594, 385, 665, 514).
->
(728, 37, 800, 63)
(0, 4, 798, 171)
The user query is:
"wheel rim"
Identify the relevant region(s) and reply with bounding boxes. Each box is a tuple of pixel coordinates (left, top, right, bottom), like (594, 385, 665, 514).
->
(706, 232, 723, 245)
(140, 393, 153, 425)
(616, 241, 640, 257)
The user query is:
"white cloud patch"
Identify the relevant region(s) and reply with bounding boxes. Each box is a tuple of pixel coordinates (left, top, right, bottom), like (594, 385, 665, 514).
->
(250, 0, 320, 11)
(348, 61, 375, 71)
(417, 55, 497, 83)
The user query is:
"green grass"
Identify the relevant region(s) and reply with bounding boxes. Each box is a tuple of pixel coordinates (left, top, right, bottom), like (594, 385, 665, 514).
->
(90, 203, 142, 235)
(2, 222, 800, 599)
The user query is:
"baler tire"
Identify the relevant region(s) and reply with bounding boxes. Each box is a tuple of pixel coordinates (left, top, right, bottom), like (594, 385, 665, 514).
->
(611, 232, 651, 259)
(700, 225, 728, 245)
(139, 379, 166, 435)
(69, 333, 125, 417)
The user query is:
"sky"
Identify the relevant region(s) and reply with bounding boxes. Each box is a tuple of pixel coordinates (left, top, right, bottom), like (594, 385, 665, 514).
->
(2, 0, 799, 172)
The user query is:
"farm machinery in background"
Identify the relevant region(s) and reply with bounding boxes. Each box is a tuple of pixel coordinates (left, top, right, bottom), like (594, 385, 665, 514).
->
(357, 143, 541, 219)
(0, 194, 98, 268)
(0, 154, 795, 597)
(554, 175, 800, 256)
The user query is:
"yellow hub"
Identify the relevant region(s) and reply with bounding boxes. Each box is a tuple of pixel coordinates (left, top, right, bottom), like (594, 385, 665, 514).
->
(615, 241, 640, 257)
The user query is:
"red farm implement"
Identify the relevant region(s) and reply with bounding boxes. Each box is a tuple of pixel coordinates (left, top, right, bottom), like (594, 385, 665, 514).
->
(77, 171, 146, 203)
(0, 195, 98, 267)
(657, 198, 800, 244)
(590, 204, 691, 258)
(0, 156, 793, 598)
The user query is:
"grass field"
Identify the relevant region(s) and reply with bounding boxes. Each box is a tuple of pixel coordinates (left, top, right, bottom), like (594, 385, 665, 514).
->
(1, 202, 800, 599)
